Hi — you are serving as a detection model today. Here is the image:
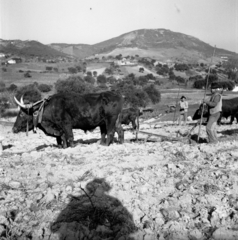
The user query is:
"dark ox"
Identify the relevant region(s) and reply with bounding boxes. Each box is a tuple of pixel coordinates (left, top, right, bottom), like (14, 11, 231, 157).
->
(120, 107, 142, 140)
(13, 91, 124, 148)
(193, 97, 238, 124)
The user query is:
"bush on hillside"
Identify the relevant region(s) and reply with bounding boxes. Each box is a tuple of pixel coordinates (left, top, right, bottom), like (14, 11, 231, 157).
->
(68, 67, 77, 74)
(87, 71, 92, 77)
(137, 76, 148, 86)
(84, 75, 95, 85)
(93, 71, 98, 77)
(175, 76, 186, 84)
(143, 84, 161, 104)
(193, 80, 206, 89)
(112, 82, 149, 107)
(46, 66, 53, 71)
(7, 84, 18, 92)
(174, 63, 189, 71)
(107, 76, 117, 85)
(16, 84, 42, 103)
(24, 72, 32, 78)
(38, 84, 52, 92)
(55, 76, 93, 94)
(97, 75, 107, 84)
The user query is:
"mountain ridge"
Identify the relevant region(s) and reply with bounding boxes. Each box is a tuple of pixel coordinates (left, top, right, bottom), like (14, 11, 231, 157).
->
(1, 29, 237, 61)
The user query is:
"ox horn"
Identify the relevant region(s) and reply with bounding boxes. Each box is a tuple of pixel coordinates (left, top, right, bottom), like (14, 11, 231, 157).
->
(14, 96, 26, 109)
(20, 96, 24, 105)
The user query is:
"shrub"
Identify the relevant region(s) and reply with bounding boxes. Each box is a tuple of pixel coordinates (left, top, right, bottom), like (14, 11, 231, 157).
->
(38, 84, 52, 92)
(137, 76, 148, 86)
(93, 71, 98, 77)
(104, 68, 113, 75)
(16, 84, 42, 103)
(175, 76, 186, 84)
(2, 67, 7, 72)
(84, 75, 95, 84)
(97, 75, 107, 84)
(143, 84, 161, 104)
(68, 67, 77, 74)
(55, 76, 93, 94)
(174, 63, 189, 71)
(7, 84, 18, 92)
(193, 80, 206, 89)
(46, 66, 53, 71)
(112, 81, 149, 107)
(24, 72, 32, 78)
(107, 76, 117, 84)
(87, 71, 92, 77)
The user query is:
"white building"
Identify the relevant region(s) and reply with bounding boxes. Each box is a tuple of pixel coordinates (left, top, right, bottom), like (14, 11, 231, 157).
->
(7, 59, 16, 64)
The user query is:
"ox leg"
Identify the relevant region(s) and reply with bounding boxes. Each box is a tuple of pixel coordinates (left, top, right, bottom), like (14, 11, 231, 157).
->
(61, 121, 74, 147)
(56, 136, 62, 147)
(230, 115, 234, 124)
(116, 120, 124, 144)
(100, 124, 107, 145)
(61, 134, 68, 149)
(106, 117, 118, 146)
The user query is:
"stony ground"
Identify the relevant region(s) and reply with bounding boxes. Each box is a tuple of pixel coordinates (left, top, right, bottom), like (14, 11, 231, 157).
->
(1, 119, 238, 240)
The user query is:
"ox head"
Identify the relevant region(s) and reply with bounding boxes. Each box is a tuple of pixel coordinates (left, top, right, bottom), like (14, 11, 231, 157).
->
(192, 103, 209, 120)
(12, 96, 41, 133)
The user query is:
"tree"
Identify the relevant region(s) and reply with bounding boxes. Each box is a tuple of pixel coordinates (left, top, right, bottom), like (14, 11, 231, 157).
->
(139, 67, 144, 73)
(97, 74, 107, 84)
(68, 67, 77, 74)
(93, 71, 98, 78)
(84, 75, 95, 84)
(55, 76, 92, 94)
(105, 68, 113, 75)
(87, 71, 92, 77)
(143, 84, 161, 104)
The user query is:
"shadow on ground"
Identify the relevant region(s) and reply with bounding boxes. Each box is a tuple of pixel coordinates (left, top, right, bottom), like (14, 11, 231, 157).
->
(218, 128, 238, 136)
(51, 178, 137, 240)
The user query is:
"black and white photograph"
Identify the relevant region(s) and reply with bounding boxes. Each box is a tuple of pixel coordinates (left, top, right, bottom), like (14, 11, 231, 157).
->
(0, 0, 238, 239)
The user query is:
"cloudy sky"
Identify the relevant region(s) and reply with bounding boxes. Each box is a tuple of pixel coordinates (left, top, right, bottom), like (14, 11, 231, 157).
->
(1, 0, 238, 53)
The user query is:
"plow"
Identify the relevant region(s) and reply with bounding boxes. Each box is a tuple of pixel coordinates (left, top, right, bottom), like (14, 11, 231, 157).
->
(139, 121, 202, 144)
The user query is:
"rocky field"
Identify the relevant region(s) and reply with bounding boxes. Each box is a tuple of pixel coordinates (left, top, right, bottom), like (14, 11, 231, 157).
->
(1, 120, 238, 240)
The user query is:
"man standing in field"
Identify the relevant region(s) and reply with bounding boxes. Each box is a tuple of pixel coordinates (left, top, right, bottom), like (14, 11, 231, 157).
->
(203, 86, 223, 144)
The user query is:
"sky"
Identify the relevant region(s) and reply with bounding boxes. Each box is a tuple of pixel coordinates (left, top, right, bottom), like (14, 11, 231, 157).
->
(1, 0, 238, 53)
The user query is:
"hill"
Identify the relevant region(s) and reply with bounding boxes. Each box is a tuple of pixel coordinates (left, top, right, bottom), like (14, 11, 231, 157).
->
(0, 39, 69, 58)
(49, 29, 237, 62)
(49, 43, 97, 59)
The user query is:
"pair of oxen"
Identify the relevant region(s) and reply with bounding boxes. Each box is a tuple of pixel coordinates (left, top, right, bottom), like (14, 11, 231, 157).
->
(13, 91, 141, 148)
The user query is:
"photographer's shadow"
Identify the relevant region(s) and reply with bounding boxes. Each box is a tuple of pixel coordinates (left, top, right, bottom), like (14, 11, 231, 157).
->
(51, 178, 137, 240)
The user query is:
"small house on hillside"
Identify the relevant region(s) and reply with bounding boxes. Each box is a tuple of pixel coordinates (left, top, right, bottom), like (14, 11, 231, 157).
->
(114, 58, 137, 66)
(7, 59, 16, 64)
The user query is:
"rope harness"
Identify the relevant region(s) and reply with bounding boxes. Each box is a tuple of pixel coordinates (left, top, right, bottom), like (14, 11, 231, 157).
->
(24, 98, 49, 136)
